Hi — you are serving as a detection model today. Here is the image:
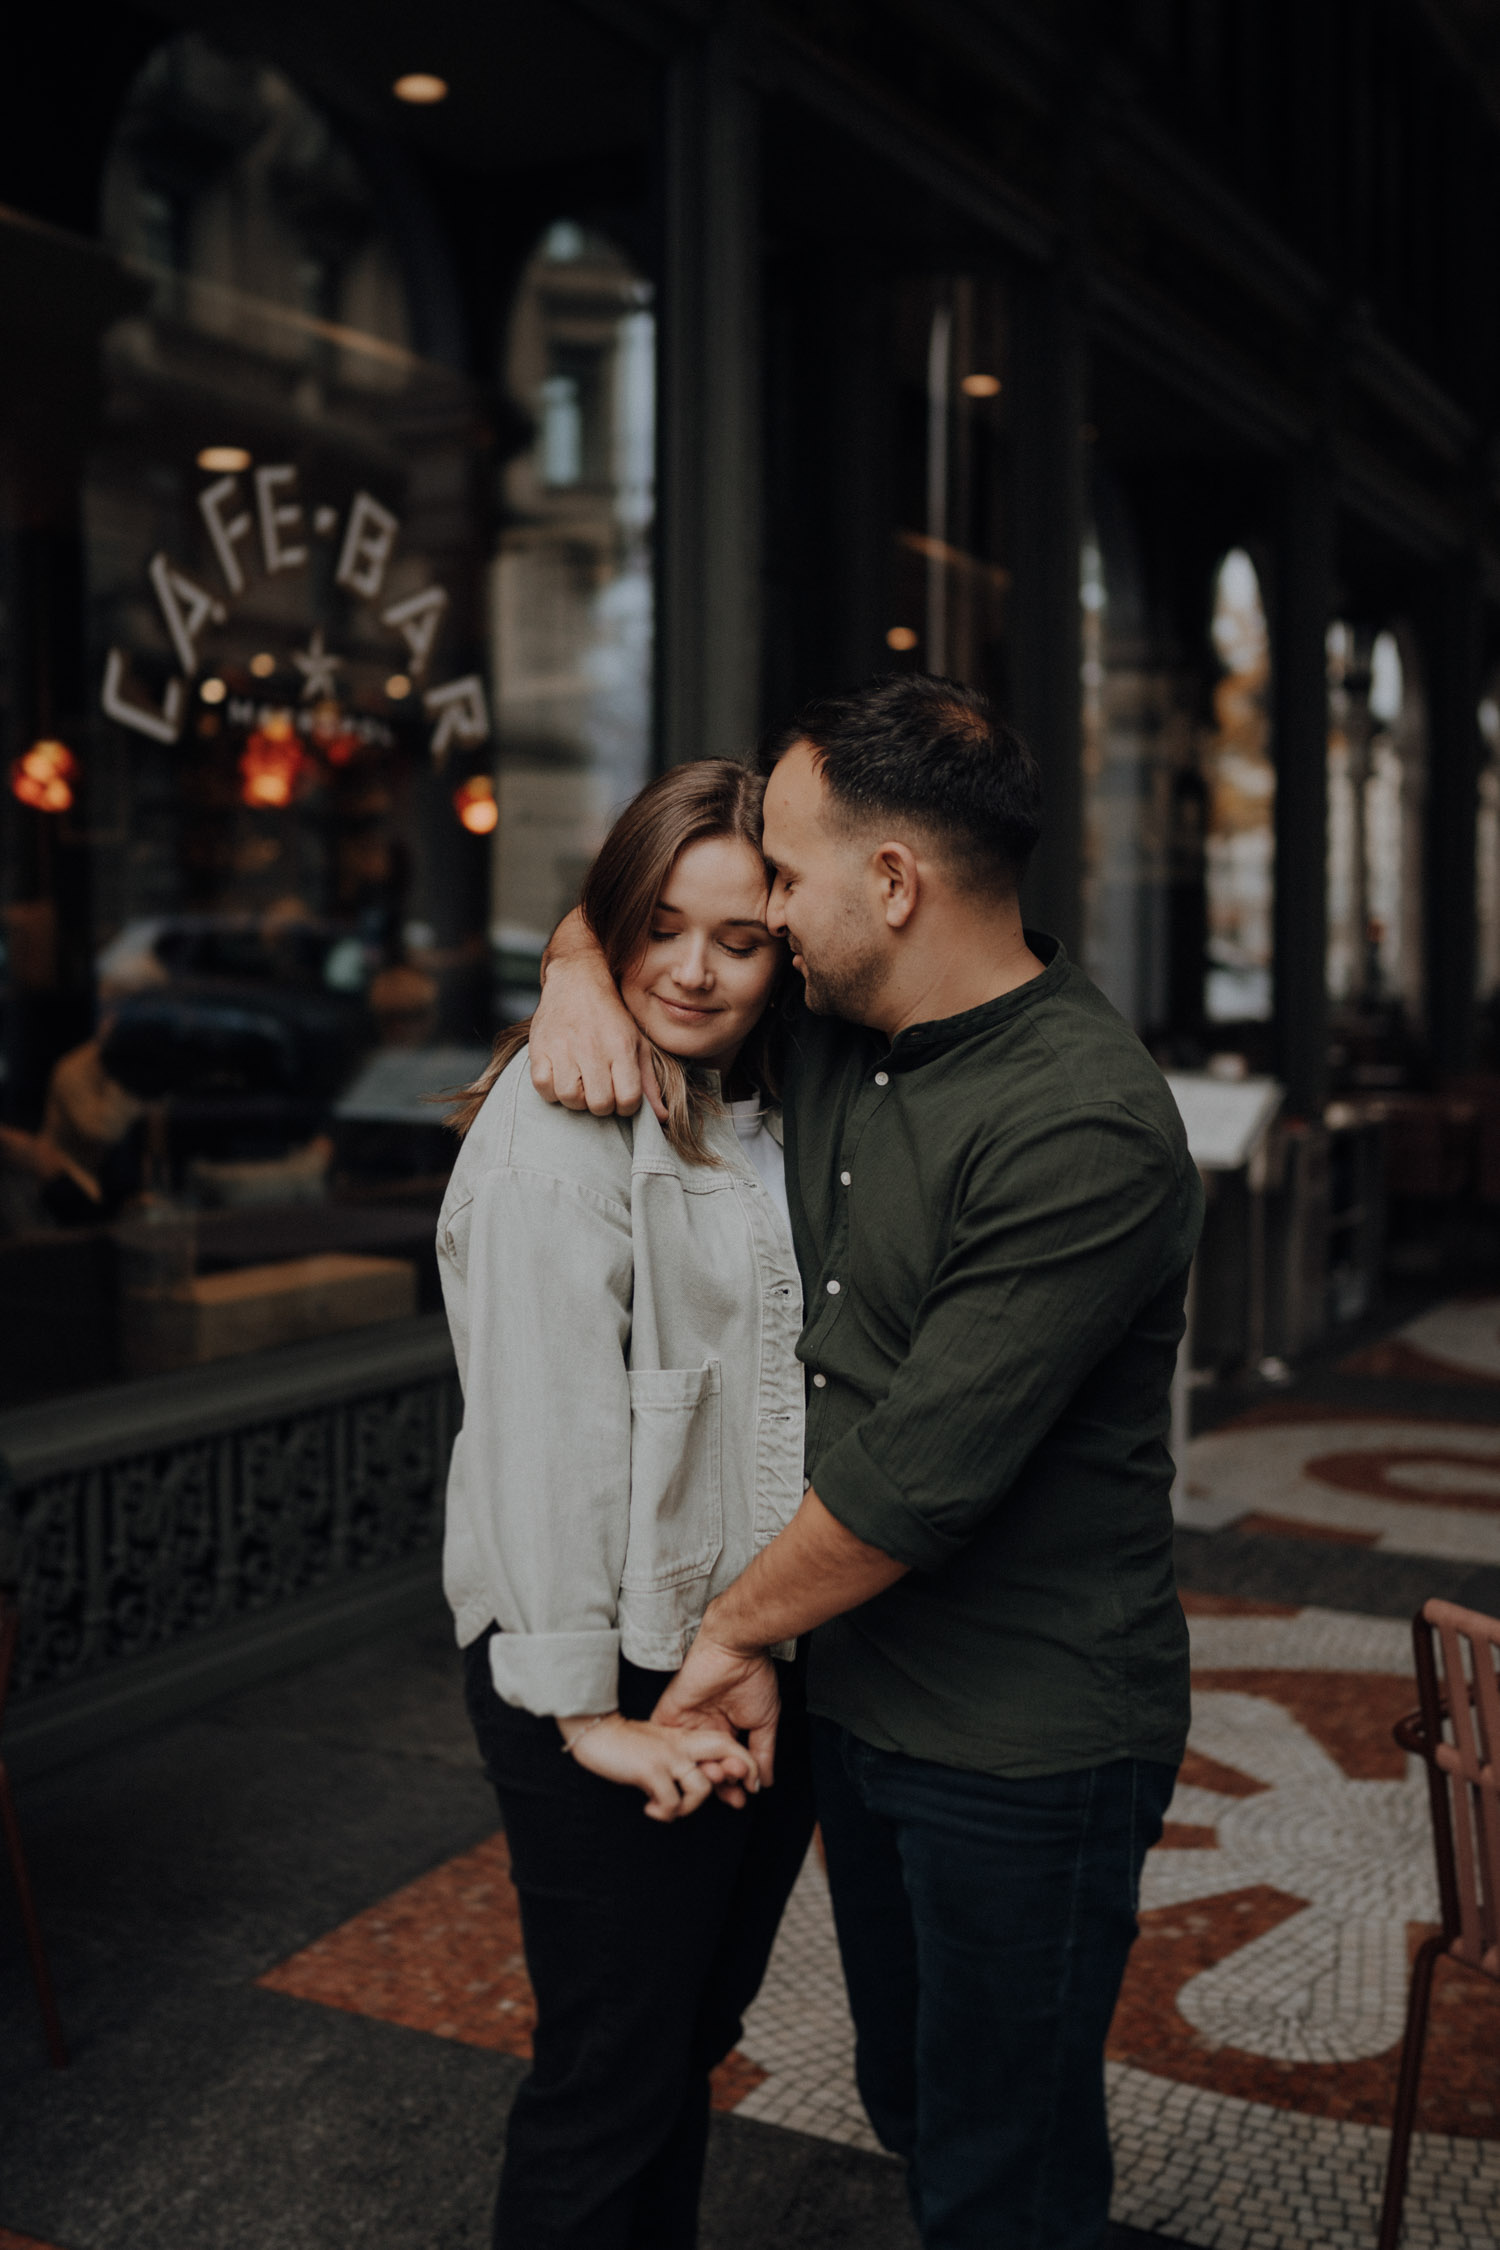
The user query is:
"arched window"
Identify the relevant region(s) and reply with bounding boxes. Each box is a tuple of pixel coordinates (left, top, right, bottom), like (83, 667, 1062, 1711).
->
(490, 222, 656, 1009)
(1476, 689, 1500, 1025)
(1203, 550, 1274, 1024)
(88, 30, 490, 1047)
(1326, 623, 1427, 1033)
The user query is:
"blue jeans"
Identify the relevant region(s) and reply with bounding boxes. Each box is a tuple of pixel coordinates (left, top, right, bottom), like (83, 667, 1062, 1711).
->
(811, 1721, 1175, 2250)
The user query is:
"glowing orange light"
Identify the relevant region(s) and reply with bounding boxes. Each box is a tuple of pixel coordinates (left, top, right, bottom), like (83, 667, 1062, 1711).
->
(960, 372, 1001, 399)
(454, 773, 498, 835)
(309, 697, 360, 767)
(393, 71, 448, 103)
(10, 738, 78, 813)
(240, 714, 310, 809)
(885, 626, 919, 652)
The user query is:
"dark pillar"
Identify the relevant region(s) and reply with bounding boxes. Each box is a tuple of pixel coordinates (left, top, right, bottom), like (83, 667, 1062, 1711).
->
(1010, 263, 1088, 956)
(1271, 462, 1336, 1116)
(660, 25, 761, 764)
(1422, 556, 1483, 1077)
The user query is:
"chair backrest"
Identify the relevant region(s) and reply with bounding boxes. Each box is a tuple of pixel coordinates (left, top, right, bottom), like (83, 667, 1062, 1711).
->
(1415, 1598, 1500, 1980)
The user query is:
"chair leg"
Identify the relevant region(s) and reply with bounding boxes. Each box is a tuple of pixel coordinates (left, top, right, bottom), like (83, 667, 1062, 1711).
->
(0, 1759, 68, 2068)
(1376, 1931, 1443, 2250)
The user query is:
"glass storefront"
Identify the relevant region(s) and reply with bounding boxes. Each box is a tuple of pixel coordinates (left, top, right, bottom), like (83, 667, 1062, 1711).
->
(0, 17, 656, 1404)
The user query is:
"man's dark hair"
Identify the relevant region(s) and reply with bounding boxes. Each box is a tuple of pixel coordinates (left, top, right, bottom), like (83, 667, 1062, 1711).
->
(760, 673, 1042, 897)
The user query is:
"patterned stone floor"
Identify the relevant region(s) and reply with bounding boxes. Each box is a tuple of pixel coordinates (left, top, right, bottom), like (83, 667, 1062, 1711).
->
(17, 1289, 1493, 2250)
(260, 1576, 1500, 2249)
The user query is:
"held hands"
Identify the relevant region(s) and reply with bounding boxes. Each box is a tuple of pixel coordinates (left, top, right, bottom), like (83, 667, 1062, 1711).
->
(653, 1625, 782, 1800)
(558, 1712, 760, 1823)
(531, 907, 667, 1121)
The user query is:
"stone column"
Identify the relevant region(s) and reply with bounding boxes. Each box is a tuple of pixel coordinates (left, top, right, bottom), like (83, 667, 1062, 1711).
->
(1422, 555, 1483, 1076)
(660, 24, 761, 765)
(1271, 462, 1336, 1116)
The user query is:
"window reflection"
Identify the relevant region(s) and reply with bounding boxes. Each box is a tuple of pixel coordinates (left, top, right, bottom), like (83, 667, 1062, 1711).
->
(1326, 624, 1426, 1037)
(1478, 692, 1500, 1022)
(1078, 477, 1202, 1037)
(490, 224, 656, 1010)
(1203, 550, 1274, 1024)
(888, 277, 1009, 687)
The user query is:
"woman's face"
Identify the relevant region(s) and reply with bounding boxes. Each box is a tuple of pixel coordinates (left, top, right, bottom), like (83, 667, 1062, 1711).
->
(620, 833, 782, 1077)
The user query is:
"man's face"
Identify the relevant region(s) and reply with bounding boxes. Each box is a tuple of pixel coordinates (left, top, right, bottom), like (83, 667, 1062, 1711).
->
(762, 741, 892, 1024)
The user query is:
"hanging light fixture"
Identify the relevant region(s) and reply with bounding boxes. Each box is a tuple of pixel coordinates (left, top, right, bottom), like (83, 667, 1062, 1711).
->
(10, 738, 78, 813)
(393, 71, 448, 103)
(453, 773, 498, 834)
(240, 713, 310, 809)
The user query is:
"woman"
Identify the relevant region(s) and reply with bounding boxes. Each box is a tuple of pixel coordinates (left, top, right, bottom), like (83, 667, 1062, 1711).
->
(439, 760, 813, 2250)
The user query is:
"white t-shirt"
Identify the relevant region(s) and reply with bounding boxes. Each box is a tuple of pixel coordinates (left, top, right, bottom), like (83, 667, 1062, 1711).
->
(728, 1097, 791, 1237)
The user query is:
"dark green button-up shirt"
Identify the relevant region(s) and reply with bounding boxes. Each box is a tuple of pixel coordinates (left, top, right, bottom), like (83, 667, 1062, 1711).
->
(781, 934, 1201, 1778)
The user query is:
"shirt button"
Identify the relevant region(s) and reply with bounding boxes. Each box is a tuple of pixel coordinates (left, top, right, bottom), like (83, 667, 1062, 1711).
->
(840, 1170, 851, 1186)
(826, 1278, 841, 1295)
(812, 1372, 827, 1388)
(874, 1071, 889, 1086)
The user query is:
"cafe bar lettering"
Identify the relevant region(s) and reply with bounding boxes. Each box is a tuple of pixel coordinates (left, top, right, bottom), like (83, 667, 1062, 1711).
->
(95, 455, 492, 826)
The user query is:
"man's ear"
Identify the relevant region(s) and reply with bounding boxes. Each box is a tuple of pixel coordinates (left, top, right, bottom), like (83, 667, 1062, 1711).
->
(873, 842, 920, 930)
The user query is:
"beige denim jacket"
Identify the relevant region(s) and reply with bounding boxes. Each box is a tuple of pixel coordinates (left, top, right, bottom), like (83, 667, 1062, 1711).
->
(437, 1051, 805, 1715)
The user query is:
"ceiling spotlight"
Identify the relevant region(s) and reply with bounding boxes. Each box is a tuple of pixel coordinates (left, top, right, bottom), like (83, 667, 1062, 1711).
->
(393, 72, 448, 104)
(385, 674, 413, 700)
(197, 445, 252, 473)
(250, 653, 277, 678)
(960, 373, 1001, 399)
(199, 677, 227, 705)
(885, 626, 919, 652)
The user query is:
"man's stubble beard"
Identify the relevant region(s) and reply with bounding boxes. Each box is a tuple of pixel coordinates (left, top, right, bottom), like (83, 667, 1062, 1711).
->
(795, 930, 891, 1025)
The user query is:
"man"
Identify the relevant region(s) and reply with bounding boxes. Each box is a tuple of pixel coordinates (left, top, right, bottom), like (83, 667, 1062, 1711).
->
(532, 674, 1201, 2250)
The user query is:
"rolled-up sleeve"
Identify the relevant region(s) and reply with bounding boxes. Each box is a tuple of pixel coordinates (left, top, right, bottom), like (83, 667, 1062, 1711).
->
(812, 1109, 1190, 1571)
(455, 1162, 633, 1714)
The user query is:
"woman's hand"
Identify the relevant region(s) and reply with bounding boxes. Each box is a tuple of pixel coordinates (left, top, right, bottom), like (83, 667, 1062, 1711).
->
(558, 1712, 760, 1822)
(532, 908, 668, 1120)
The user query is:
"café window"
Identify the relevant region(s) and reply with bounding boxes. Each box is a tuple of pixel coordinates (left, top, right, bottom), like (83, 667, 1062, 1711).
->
(1202, 549, 1275, 1025)
(0, 30, 656, 1402)
(884, 276, 1009, 685)
(1326, 624, 1427, 1053)
(1078, 476, 1201, 1038)
(1479, 687, 1500, 1040)
(490, 222, 656, 1012)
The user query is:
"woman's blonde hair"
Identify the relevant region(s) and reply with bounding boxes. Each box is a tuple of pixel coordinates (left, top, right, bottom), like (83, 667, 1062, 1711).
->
(447, 759, 783, 1159)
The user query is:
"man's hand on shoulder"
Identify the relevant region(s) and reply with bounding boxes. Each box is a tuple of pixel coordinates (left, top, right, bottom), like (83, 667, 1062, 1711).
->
(532, 907, 667, 1120)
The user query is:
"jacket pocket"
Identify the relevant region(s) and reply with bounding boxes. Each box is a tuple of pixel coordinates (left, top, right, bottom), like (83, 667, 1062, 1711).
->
(622, 1362, 723, 1589)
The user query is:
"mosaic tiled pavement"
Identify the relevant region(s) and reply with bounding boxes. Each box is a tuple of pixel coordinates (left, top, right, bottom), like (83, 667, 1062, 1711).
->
(10, 1292, 1500, 2250)
(264, 1584, 1500, 2249)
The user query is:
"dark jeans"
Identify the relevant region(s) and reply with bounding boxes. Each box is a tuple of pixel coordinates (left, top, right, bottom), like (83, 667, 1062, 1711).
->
(464, 1635, 815, 2250)
(812, 1720, 1175, 2250)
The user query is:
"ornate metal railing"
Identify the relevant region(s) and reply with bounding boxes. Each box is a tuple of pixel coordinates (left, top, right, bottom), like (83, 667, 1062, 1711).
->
(0, 1315, 458, 1722)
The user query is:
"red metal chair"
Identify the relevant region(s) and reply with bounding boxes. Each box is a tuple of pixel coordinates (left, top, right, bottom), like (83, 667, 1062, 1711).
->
(0, 1589, 68, 2066)
(1377, 1597, 1499, 2249)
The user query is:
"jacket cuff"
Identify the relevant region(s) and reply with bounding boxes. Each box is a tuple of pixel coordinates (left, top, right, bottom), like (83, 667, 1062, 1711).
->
(813, 1429, 963, 1573)
(487, 1628, 622, 1716)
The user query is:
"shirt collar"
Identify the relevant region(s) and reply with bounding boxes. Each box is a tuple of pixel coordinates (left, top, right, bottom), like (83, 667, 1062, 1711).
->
(880, 930, 1067, 1069)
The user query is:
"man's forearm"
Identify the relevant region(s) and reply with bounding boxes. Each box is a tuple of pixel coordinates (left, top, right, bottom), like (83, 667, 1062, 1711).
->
(540, 904, 606, 983)
(704, 1488, 908, 1652)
